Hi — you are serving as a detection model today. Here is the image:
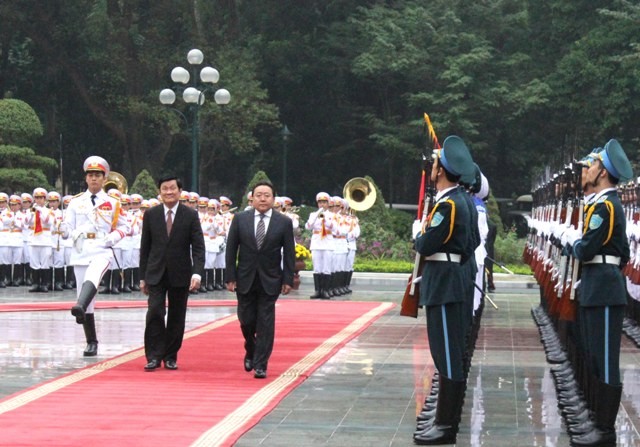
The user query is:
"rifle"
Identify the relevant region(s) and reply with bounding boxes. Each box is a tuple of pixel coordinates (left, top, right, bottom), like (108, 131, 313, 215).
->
(400, 113, 439, 318)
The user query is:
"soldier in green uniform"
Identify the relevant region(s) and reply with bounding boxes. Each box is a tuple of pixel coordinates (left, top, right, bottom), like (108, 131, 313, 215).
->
(563, 139, 632, 446)
(412, 135, 475, 446)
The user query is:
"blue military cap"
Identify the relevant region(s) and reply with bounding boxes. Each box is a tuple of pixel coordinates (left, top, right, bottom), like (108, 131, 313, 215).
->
(598, 139, 633, 183)
(434, 135, 475, 180)
(461, 162, 482, 192)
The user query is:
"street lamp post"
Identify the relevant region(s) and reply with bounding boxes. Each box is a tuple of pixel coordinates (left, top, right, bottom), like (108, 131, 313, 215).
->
(280, 124, 292, 195)
(159, 49, 230, 192)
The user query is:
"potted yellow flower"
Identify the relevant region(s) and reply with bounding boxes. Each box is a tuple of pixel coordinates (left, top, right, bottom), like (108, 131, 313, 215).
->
(293, 243, 311, 289)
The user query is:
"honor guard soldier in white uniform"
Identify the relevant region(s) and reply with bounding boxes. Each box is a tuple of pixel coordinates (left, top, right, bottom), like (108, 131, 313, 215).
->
(129, 194, 144, 291)
(306, 192, 335, 299)
(244, 192, 254, 211)
(344, 199, 360, 293)
(0, 193, 11, 287)
(7, 195, 26, 286)
(331, 196, 349, 296)
(203, 199, 222, 291)
(100, 188, 124, 294)
(215, 196, 234, 290)
(48, 191, 66, 291)
(60, 156, 130, 356)
(19, 193, 34, 286)
(118, 194, 135, 293)
(25, 188, 55, 292)
(61, 195, 76, 289)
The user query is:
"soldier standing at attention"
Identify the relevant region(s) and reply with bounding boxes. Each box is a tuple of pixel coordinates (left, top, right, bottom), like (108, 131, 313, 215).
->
(412, 135, 475, 445)
(305, 192, 334, 299)
(562, 139, 632, 446)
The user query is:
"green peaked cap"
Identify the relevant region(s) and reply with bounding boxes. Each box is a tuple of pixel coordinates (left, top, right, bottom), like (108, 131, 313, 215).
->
(601, 139, 633, 183)
(439, 135, 475, 181)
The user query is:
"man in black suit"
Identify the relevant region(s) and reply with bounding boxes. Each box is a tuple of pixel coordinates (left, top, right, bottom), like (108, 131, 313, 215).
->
(139, 176, 205, 371)
(226, 181, 295, 379)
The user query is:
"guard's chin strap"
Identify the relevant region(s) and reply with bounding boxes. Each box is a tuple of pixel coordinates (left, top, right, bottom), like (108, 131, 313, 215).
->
(587, 168, 606, 190)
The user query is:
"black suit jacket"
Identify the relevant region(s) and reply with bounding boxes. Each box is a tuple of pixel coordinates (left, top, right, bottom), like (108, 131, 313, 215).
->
(139, 203, 205, 287)
(225, 210, 295, 296)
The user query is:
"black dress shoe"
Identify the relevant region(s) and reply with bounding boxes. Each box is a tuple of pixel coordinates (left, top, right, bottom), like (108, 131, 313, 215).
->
(164, 360, 178, 370)
(144, 359, 161, 371)
(254, 369, 267, 379)
(244, 357, 253, 372)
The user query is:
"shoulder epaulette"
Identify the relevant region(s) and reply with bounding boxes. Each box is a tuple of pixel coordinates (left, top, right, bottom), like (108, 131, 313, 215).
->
(72, 192, 84, 198)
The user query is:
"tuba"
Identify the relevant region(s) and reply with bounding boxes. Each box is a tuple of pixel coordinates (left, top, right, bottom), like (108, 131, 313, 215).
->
(103, 171, 128, 194)
(343, 177, 376, 212)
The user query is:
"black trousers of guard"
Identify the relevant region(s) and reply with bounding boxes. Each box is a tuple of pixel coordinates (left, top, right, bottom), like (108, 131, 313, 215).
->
(144, 270, 189, 363)
(580, 304, 624, 386)
(237, 275, 278, 372)
(426, 301, 465, 381)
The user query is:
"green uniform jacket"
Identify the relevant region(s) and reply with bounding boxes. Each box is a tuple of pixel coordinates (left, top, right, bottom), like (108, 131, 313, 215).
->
(415, 187, 471, 307)
(573, 189, 629, 307)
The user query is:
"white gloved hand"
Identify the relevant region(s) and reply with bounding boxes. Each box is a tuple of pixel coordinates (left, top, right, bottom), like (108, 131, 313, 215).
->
(71, 229, 83, 241)
(565, 228, 580, 247)
(525, 215, 534, 228)
(412, 219, 423, 239)
(103, 232, 120, 248)
(553, 223, 567, 239)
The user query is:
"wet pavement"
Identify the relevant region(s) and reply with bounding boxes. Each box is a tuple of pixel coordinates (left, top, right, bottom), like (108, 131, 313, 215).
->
(1, 272, 639, 446)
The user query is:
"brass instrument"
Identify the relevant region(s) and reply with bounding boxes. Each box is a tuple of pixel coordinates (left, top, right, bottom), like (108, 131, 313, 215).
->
(343, 177, 376, 212)
(103, 171, 128, 194)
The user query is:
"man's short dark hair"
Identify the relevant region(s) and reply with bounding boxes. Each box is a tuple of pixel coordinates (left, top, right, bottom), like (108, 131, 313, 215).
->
(158, 176, 182, 189)
(252, 181, 276, 196)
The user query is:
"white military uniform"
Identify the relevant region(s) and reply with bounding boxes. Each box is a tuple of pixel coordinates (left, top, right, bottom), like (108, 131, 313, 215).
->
(63, 189, 130, 313)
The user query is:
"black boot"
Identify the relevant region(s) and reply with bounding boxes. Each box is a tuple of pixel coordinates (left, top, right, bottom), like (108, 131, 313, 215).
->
(206, 269, 215, 291)
(38, 269, 50, 292)
(199, 269, 208, 293)
(99, 270, 112, 294)
(310, 273, 322, 299)
(121, 269, 132, 293)
(71, 281, 98, 324)
(63, 266, 74, 289)
(570, 381, 621, 446)
(28, 268, 41, 293)
(0, 264, 7, 287)
(344, 271, 353, 294)
(413, 375, 466, 445)
(82, 313, 99, 356)
(110, 270, 121, 294)
(320, 274, 331, 299)
(24, 264, 33, 286)
(214, 268, 225, 290)
(10, 263, 22, 286)
(54, 267, 65, 291)
(131, 267, 140, 291)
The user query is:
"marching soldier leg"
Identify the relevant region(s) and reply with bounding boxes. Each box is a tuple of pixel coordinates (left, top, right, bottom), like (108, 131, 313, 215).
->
(72, 281, 98, 324)
(205, 269, 214, 291)
(82, 313, 99, 356)
(11, 263, 22, 286)
(215, 268, 225, 290)
(570, 381, 621, 446)
(24, 263, 33, 286)
(320, 274, 331, 299)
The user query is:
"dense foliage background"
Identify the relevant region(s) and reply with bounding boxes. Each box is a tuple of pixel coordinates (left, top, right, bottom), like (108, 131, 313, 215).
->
(1, 0, 639, 204)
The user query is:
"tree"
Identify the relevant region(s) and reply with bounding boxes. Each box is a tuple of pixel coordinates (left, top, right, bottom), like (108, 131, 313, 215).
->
(129, 169, 157, 199)
(241, 170, 272, 209)
(0, 99, 56, 192)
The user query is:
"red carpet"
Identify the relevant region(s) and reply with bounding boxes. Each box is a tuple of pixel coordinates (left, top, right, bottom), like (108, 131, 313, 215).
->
(0, 300, 393, 447)
(0, 299, 237, 312)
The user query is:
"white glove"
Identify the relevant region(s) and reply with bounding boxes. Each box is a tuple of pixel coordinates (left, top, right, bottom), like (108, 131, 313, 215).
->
(412, 219, 423, 239)
(71, 229, 84, 241)
(59, 222, 70, 239)
(553, 223, 567, 239)
(565, 228, 580, 247)
(103, 232, 120, 248)
(525, 215, 533, 228)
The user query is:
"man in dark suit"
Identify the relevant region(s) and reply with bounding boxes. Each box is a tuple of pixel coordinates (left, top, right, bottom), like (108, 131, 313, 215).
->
(225, 181, 295, 379)
(139, 176, 205, 371)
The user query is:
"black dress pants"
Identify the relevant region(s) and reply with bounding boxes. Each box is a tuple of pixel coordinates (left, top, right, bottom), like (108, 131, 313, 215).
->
(144, 271, 189, 362)
(237, 275, 278, 371)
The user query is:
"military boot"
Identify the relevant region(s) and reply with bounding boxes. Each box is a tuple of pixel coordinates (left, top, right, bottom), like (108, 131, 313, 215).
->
(71, 281, 98, 324)
(82, 313, 99, 356)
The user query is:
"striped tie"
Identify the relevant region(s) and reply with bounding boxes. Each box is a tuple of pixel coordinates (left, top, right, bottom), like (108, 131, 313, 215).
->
(256, 214, 265, 249)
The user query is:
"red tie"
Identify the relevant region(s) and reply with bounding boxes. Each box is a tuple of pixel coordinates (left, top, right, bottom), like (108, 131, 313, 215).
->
(166, 210, 173, 236)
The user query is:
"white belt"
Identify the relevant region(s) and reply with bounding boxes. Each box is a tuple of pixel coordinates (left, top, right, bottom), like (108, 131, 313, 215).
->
(584, 255, 621, 266)
(425, 252, 461, 263)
